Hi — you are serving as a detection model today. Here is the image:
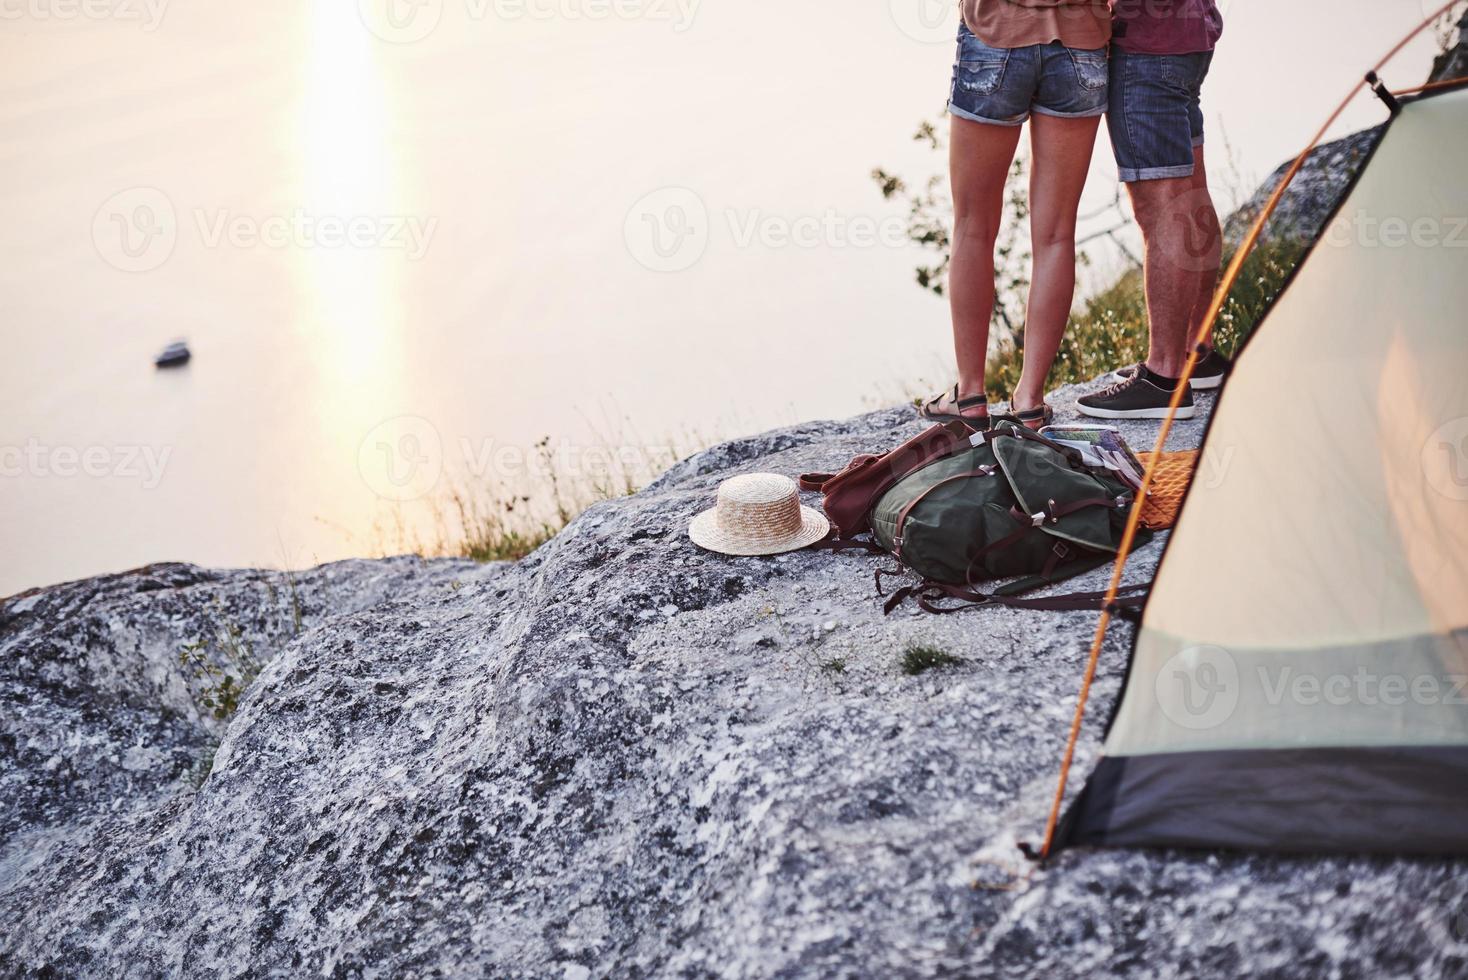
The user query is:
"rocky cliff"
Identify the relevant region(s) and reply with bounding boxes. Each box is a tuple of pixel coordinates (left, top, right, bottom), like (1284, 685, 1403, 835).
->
(4, 379, 1466, 979)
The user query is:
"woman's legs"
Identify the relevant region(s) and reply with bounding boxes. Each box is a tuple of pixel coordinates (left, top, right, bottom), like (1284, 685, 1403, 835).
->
(1012, 111, 1101, 414)
(943, 114, 1023, 420)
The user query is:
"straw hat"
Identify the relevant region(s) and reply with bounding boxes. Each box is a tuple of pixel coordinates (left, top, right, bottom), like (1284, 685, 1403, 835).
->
(688, 473, 830, 556)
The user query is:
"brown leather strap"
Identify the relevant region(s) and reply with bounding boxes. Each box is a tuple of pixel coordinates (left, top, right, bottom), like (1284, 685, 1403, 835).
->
(1041, 541, 1072, 579)
(798, 472, 837, 492)
(1007, 494, 1130, 529)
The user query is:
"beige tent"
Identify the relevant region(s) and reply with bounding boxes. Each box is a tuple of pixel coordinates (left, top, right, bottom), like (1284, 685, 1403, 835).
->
(1060, 80, 1468, 853)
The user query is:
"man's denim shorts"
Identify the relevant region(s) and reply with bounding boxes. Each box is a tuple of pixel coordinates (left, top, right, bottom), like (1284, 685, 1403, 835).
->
(1108, 47, 1214, 181)
(947, 20, 1108, 127)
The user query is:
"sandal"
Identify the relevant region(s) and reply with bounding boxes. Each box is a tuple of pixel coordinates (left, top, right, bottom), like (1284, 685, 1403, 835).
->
(919, 384, 991, 428)
(1001, 400, 1053, 431)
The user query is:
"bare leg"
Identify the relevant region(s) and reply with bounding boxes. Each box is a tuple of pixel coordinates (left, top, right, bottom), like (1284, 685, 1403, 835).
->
(941, 114, 1024, 420)
(1013, 111, 1102, 414)
(1184, 148, 1222, 351)
(1126, 145, 1222, 377)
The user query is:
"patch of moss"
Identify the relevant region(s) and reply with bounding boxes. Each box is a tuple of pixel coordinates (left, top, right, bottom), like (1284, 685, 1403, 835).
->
(901, 644, 962, 676)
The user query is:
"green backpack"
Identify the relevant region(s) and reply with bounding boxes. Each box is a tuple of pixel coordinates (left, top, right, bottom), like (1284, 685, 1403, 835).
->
(865, 421, 1151, 613)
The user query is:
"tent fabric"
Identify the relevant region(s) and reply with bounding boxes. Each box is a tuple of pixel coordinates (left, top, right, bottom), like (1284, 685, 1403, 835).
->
(1061, 83, 1468, 854)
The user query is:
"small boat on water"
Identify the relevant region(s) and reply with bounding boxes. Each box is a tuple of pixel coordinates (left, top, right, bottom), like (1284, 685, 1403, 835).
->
(155, 340, 191, 368)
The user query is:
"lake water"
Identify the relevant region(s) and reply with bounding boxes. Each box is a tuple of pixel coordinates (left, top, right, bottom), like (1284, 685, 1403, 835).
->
(0, 0, 1439, 595)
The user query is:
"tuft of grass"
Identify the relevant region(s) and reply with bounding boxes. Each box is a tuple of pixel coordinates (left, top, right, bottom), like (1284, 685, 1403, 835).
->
(179, 606, 263, 722)
(821, 657, 847, 674)
(901, 644, 963, 676)
(376, 427, 707, 565)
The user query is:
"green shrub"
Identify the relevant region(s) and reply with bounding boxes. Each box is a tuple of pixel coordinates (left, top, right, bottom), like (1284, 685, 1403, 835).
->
(179, 616, 262, 722)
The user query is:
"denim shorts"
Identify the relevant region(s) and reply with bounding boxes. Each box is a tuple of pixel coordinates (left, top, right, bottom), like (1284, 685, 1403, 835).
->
(1108, 47, 1214, 181)
(947, 21, 1108, 127)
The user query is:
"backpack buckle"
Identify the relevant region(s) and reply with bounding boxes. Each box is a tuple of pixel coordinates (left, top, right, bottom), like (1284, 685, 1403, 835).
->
(1028, 511, 1046, 527)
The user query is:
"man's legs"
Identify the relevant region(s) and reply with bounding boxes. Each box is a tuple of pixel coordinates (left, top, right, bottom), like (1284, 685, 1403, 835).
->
(1077, 47, 1218, 420)
(1184, 150, 1222, 353)
(1127, 144, 1222, 378)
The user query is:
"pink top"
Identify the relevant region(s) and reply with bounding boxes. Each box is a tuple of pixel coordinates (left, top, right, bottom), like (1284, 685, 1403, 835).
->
(1110, 0, 1223, 55)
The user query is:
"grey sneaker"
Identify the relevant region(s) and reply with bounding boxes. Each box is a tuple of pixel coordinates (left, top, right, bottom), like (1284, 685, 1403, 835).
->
(1110, 347, 1231, 390)
(1077, 366, 1196, 420)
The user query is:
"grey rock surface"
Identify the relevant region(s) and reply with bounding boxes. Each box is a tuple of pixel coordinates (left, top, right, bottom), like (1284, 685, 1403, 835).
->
(1223, 128, 1384, 249)
(1430, 12, 1468, 86)
(3, 380, 1466, 978)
